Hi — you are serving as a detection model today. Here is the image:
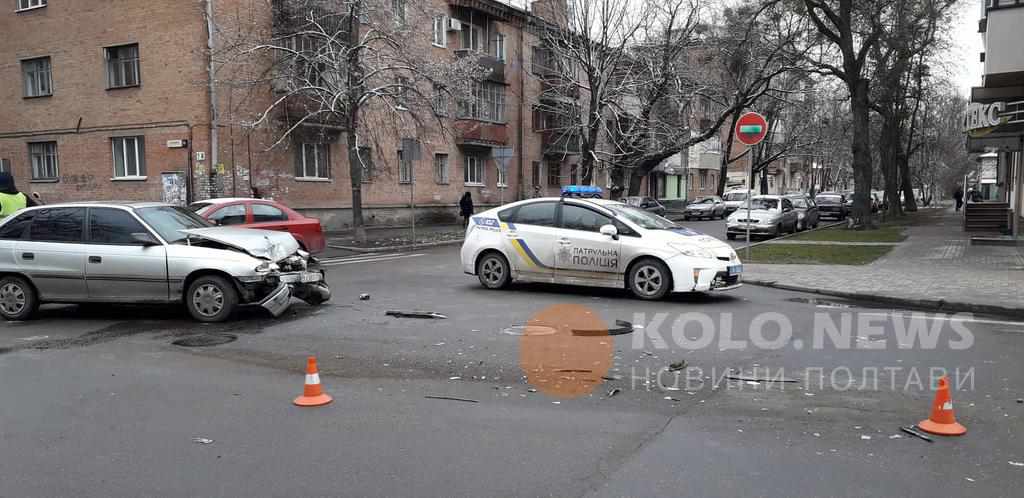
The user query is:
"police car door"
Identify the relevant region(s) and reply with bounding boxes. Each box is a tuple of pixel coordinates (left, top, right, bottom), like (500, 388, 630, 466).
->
(500, 201, 558, 282)
(554, 202, 622, 286)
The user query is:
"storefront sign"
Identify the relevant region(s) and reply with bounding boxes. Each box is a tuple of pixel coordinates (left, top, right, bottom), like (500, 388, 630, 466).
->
(964, 101, 1007, 135)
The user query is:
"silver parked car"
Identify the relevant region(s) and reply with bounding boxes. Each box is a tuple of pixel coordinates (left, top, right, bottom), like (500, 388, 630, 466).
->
(0, 202, 330, 322)
(725, 195, 799, 240)
(683, 196, 726, 220)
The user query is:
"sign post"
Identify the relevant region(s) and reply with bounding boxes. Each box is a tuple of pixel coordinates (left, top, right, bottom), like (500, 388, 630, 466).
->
(402, 138, 422, 247)
(734, 112, 769, 261)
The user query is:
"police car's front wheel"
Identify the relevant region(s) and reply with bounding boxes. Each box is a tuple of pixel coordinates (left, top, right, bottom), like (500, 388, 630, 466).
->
(477, 252, 511, 289)
(628, 259, 671, 300)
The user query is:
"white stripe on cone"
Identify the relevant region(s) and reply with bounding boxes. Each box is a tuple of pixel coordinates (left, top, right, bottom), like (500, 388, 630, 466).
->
(942, 401, 953, 411)
(305, 373, 321, 385)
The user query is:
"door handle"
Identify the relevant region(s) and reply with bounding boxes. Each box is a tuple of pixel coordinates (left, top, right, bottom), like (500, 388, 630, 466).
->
(558, 238, 573, 245)
(22, 252, 33, 260)
(89, 256, 102, 264)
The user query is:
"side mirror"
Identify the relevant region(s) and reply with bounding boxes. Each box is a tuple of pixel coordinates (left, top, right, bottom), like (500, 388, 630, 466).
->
(599, 224, 618, 240)
(131, 232, 160, 247)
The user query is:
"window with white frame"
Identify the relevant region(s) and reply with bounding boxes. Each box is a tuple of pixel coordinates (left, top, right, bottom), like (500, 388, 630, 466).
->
(392, 0, 406, 24)
(398, 150, 411, 183)
(496, 163, 507, 187)
(0, 159, 10, 174)
(462, 23, 484, 52)
(105, 44, 140, 89)
(464, 155, 484, 185)
(22, 57, 51, 97)
(492, 33, 506, 62)
(297, 143, 330, 179)
(432, 16, 447, 47)
(111, 136, 146, 178)
(457, 81, 505, 122)
(28, 141, 58, 181)
(17, 0, 46, 11)
(434, 153, 449, 184)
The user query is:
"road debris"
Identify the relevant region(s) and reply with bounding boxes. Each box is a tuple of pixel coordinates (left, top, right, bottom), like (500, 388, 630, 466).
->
(900, 425, 934, 443)
(964, 477, 975, 482)
(572, 320, 635, 336)
(664, 396, 680, 402)
(601, 375, 621, 381)
(191, 437, 214, 445)
(888, 434, 903, 439)
(1017, 398, 1023, 404)
(668, 360, 687, 371)
(607, 388, 621, 398)
(448, 376, 461, 380)
(359, 293, 371, 301)
(860, 435, 872, 440)
(1009, 461, 1024, 467)
(424, 395, 478, 403)
(386, 310, 447, 319)
(433, 342, 446, 347)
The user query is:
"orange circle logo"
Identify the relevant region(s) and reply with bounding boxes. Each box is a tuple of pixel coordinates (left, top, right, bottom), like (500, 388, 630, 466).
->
(519, 304, 614, 399)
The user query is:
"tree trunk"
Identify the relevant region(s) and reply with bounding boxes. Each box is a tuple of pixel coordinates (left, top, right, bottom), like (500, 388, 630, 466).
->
(879, 114, 902, 218)
(899, 153, 917, 212)
(718, 108, 741, 196)
(347, 1, 366, 242)
(627, 168, 645, 196)
(848, 78, 874, 226)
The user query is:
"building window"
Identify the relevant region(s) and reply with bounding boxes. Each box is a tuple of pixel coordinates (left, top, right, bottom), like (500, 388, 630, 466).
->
(433, 84, 448, 117)
(464, 155, 484, 185)
(462, 24, 484, 52)
(357, 146, 373, 182)
(22, 57, 52, 98)
(0, 158, 9, 174)
(297, 143, 330, 179)
(111, 136, 146, 178)
(532, 46, 553, 75)
(496, 163, 507, 187)
(547, 161, 560, 187)
(457, 81, 505, 122)
(569, 164, 579, 184)
(493, 33, 506, 62)
(531, 161, 541, 187)
(28, 141, 58, 181)
(392, 0, 406, 25)
(16, 0, 46, 11)
(432, 16, 447, 47)
(398, 150, 411, 183)
(434, 153, 449, 184)
(699, 170, 708, 190)
(105, 44, 140, 89)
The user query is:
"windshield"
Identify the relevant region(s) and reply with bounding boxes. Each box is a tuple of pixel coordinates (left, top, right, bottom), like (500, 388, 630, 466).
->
(606, 204, 676, 230)
(723, 192, 748, 201)
(816, 195, 842, 204)
(695, 198, 716, 204)
(740, 198, 779, 211)
(136, 206, 213, 243)
(790, 197, 808, 208)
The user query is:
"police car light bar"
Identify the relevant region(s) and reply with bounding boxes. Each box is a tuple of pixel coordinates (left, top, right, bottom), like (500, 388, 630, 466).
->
(561, 185, 603, 197)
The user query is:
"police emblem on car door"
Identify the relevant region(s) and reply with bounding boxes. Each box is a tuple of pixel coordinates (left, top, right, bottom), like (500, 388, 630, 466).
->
(554, 203, 621, 285)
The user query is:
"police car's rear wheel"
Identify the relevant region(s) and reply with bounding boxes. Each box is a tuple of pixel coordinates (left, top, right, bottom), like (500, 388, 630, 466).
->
(628, 259, 671, 300)
(477, 253, 511, 289)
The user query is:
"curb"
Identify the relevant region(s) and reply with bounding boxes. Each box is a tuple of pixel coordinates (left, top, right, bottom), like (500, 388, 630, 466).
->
(328, 238, 463, 253)
(735, 220, 847, 251)
(744, 278, 1024, 320)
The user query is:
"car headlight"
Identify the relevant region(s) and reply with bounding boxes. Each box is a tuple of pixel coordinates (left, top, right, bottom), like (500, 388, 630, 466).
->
(798, 213, 805, 219)
(256, 261, 280, 273)
(668, 243, 716, 259)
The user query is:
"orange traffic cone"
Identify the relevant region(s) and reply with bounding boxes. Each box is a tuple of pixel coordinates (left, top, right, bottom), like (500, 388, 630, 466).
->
(918, 376, 966, 436)
(293, 356, 333, 407)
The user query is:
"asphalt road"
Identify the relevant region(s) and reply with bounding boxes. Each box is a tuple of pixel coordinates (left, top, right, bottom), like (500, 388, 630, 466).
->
(1, 245, 1023, 497)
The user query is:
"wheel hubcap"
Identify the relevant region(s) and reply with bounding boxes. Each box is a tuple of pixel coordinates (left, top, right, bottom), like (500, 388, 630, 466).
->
(481, 258, 504, 285)
(634, 266, 663, 296)
(0, 283, 26, 315)
(192, 284, 224, 317)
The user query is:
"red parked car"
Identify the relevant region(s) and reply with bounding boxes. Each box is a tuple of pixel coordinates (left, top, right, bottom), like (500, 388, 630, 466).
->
(189, 198, 326, 254)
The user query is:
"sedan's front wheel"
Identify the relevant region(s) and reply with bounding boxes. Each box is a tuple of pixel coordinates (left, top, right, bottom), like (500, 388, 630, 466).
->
(628, 259, 671, 300)
(477, 252, 511, 289)
(0, 276, 38, 321)
(186, 275, 239, 322)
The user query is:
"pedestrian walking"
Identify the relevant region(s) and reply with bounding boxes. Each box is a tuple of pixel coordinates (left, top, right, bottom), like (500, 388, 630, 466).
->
(0, 172, 37, 219)
(459, 192, 474, 228)
(954, 185, 963, 212)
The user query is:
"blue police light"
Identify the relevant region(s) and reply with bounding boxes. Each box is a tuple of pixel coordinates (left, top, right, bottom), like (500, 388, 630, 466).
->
(561, 185, 603, 198)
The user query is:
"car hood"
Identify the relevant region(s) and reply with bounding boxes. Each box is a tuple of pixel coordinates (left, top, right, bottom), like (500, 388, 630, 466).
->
(687, 204, 713, 210)
(729, 209, 780, 219)
(646, 227, 732, 250)
(180, 227, 299, 261)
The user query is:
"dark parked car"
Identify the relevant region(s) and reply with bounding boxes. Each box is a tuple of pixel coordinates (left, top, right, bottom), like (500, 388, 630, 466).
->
(621, 196, 667, 216)
(786, 194, 819, 231)
(815, 192, 848, 220)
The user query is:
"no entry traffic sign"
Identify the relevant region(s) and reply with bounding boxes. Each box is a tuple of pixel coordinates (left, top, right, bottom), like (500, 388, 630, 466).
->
(735, 112, 769, 146)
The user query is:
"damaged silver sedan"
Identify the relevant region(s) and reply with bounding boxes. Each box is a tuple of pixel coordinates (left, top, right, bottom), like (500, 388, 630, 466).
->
(0, 202, 330, 322)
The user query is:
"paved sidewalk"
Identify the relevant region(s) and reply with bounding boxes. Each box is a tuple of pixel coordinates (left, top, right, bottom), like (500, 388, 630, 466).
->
(744, 208, 1024, 315)
(759, 240, 901, 246)
(327, 224, 465, 251)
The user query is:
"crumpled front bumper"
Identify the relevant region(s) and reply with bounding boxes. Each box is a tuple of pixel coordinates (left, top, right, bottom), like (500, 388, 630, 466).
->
(243, 269, 331, 316)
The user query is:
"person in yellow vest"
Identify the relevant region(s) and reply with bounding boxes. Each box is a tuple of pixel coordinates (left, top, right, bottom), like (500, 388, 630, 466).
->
(0, 172, 38, 218)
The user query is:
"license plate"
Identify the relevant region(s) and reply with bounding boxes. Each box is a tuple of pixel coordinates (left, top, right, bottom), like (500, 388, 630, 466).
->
(300, 271, 322, 283)
(728, 265, 743, 276)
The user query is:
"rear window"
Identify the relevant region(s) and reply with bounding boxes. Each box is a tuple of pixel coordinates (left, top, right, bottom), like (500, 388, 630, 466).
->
(816, 195, 842, 204)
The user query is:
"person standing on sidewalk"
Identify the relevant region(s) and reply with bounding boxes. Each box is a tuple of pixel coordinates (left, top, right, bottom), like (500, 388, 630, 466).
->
(954, 185, 963, 212)
(0, 172, 37, 219)
(459, 192, 474, 228)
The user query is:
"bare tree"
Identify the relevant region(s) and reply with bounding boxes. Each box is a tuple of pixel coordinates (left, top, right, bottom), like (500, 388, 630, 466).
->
(216, 0, 484, 241)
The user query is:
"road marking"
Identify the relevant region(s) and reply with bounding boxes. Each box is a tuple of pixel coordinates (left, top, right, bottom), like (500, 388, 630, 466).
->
(319, 255, 423, 266)
(859, 311, 1024, 328)
(318, 253, 405, 264)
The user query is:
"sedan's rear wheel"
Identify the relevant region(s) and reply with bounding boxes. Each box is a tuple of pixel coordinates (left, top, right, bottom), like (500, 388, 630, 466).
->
(477, 253, 511, 289)
(0, 276, 38, 321)
(628, 259, 671, 300)
(186, 275, 238, 322)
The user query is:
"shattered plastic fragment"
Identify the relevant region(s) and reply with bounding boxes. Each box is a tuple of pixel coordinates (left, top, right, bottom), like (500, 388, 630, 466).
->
(192, 437, 214, 445)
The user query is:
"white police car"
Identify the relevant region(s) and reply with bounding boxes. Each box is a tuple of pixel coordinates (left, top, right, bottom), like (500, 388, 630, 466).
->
(460, 197, 742, 299)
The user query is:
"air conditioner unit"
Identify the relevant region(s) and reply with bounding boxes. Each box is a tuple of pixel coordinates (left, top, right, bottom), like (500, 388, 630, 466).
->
(447, 18, 462, 32)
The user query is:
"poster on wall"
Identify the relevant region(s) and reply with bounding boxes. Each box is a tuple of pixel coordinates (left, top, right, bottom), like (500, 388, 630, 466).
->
(161, 171, 187, 206)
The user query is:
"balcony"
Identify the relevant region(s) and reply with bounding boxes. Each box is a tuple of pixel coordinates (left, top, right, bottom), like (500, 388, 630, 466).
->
(455, 120, 508, 150)
(542, 130, 581, 156)
(454, 50, 505, 83)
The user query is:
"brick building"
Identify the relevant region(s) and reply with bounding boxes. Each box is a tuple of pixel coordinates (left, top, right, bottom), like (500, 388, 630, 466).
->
(1, 0, 591, 230)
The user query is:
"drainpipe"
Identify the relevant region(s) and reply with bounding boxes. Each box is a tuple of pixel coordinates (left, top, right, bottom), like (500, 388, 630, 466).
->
(205, 0, 219, 177)
(516, 25, 525, 201)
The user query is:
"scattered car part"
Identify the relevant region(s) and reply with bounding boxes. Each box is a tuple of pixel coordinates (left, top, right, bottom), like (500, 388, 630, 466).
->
(386, 310, 448, 319)
(424, 395, 478, 403)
